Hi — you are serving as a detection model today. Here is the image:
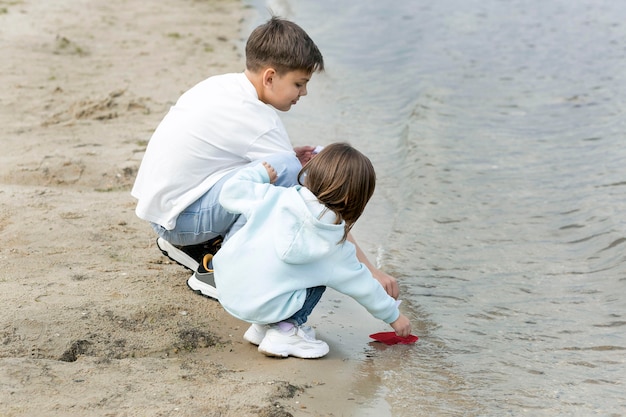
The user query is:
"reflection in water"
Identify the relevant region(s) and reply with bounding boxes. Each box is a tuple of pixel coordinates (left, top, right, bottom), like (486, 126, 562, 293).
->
(355, 338, 484, 416)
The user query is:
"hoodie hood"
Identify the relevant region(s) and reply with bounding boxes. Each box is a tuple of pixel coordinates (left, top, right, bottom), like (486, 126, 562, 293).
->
(273, 187, 345, 264)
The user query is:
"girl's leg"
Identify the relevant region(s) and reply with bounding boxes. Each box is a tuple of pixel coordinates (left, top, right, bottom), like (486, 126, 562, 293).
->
(287, 286, 326, 326)
(257, 286, 329, 358)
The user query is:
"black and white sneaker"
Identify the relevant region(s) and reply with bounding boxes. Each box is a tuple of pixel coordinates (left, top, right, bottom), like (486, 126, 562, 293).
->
(156, 236, 222, 271)
(186, 253, 219, 300)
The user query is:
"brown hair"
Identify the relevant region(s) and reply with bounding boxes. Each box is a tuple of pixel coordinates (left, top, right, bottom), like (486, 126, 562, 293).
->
(298, 143, 376, 242)
(245, 16, 324, 75)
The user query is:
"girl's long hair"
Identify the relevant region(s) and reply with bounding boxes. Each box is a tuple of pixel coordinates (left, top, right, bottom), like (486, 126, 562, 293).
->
(298, 143, 376, 242)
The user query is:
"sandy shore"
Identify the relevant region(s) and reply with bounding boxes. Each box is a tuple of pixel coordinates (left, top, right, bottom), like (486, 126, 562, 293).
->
(0, 1, 398, 416)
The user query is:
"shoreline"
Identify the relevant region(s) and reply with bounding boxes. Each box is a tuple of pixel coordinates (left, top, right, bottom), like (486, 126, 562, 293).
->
(0, 0, 393, 415)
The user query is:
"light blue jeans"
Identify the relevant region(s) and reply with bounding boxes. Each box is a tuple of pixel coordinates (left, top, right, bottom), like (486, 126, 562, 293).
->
(151, 153, 302, 246)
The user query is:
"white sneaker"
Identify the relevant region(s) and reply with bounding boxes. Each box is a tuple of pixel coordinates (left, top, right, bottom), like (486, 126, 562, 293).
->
(244, 324, 268, 345)
(244, 323, 316, 346)
(258, 326, 329, 359)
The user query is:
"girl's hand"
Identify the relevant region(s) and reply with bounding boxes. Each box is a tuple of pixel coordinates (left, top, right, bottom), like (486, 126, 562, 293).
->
(390, 314, 412, 338)
(262, 161, 277, 184)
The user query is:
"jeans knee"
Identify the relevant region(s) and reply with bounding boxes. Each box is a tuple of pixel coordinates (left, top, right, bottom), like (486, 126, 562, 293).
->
(263, 153, 302, 187)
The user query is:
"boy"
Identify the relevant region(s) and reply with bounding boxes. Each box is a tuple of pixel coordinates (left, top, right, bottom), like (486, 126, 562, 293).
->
(131, 17, 399, 300)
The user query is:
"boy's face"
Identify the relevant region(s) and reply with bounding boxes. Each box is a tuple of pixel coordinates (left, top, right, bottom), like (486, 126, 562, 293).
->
(264, 69, 311, 111)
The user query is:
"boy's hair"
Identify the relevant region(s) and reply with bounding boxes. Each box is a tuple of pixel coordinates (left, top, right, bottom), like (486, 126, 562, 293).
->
(246, 16, 324, 75)
(298, 143, 376, 242)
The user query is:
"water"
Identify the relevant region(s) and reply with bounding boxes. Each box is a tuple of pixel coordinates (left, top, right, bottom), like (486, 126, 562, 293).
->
(249, 1, 626, 415)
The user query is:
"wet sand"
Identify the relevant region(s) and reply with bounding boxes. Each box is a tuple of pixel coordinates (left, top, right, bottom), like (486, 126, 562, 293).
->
(0, 0, 397, 416)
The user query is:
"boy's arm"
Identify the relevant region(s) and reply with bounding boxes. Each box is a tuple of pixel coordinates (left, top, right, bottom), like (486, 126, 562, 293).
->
(347, 233, 400, 300)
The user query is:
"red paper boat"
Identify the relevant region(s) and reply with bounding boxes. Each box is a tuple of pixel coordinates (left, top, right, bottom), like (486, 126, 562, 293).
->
(369, 332, 418, 345)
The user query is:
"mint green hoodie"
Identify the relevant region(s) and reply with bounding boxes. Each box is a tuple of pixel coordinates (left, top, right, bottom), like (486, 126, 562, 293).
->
(213, 163, 400, 326)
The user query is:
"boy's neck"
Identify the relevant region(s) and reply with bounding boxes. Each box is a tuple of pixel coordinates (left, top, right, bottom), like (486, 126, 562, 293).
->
(244, 69, 266, 103)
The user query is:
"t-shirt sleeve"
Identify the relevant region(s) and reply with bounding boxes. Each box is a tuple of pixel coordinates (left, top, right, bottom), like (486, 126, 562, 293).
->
(245, 126, 295, 162)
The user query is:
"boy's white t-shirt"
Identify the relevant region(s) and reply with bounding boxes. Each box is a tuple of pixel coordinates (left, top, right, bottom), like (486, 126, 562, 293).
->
(131, 72, 294, 230)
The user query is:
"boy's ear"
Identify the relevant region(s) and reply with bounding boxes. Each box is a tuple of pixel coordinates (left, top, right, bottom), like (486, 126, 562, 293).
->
(262, 68, 276, 88)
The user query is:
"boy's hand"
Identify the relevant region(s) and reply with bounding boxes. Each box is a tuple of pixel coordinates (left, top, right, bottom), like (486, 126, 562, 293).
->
(262, 162, 277, 184)
(347, 232, 400, 299)
(372, 269, 400, 300)
(390, 314, 411, 338)
(294, 145, 317, 165)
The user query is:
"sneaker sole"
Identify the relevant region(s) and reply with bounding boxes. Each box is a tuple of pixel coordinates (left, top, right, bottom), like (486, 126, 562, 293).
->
(187, 273, 219, 300)
(156, 237, 199, 271)
(258, 344, 328, 359)
(258, 334, 329, 359)
(258, 347, 290, 358)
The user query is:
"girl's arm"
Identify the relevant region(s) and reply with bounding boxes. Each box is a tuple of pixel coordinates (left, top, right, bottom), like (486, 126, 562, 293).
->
(329, 246, 401, 325)
(218, 163, 274, 216)
(262, 161, 277, 183)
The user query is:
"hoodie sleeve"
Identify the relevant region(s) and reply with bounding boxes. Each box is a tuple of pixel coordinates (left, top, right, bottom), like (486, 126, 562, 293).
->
(219, 164, 272, 217)
(329, 242, 400, 324)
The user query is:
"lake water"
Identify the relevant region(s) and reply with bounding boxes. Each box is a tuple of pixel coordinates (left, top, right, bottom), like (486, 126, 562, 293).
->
(249, 1, 626, 415)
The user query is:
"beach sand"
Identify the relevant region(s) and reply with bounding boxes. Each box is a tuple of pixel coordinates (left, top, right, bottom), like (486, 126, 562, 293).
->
(0, 0, 397, 416)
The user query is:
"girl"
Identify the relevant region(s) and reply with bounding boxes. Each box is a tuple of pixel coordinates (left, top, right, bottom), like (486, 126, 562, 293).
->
(213, 143, 411, 358)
